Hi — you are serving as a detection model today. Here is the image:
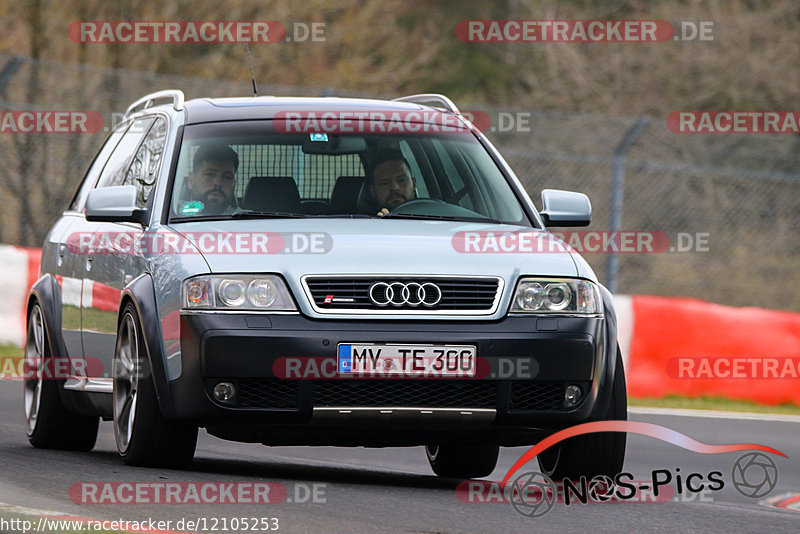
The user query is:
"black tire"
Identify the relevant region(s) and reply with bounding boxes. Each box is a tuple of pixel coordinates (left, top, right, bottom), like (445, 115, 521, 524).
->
(425, 444, 499, 479)
(113, 303, 197, 468)
(537, 347, 627, 481)
(24, 303, 99, 451)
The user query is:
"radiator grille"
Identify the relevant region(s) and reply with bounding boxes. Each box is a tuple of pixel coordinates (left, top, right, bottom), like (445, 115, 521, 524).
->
(305, 276, 501, 312)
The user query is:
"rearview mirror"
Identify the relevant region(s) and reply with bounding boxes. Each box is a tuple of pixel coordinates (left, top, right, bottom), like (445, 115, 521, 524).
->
(85, 185, 148, 225)
(302, 134, 367, 155)
(540, 189, 591, 227)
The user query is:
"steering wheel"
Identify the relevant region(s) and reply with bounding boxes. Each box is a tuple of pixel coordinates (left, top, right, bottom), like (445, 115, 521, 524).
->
(389, 198, 448, 214)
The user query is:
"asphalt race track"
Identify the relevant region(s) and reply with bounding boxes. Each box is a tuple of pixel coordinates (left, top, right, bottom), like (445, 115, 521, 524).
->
(0, 379, 797, 533)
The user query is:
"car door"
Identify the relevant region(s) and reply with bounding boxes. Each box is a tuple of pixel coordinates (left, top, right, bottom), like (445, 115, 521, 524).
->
(76, 117, 156, 379)
(56, 125, 129, 363)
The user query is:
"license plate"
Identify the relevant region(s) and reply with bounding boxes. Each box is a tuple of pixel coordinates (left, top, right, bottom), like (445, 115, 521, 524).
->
(337, 343, 476, 377)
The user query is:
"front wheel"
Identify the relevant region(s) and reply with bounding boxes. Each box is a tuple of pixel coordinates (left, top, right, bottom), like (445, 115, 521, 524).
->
(537, 347, 627, 481)
(113, 303, 197, 468)
(425, 444, 499, 479)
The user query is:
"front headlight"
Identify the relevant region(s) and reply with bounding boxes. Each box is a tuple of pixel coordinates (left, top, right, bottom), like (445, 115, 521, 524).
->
(182, 275, 297, 311)
(510, 278, 602, 314)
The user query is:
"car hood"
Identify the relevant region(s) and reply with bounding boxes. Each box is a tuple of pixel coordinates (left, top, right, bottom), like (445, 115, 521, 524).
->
(168, 218, 579, 278)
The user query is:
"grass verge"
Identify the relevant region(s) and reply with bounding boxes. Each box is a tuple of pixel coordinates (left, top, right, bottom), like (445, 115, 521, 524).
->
(0, 344, 23, 377)
(630, 394, 800, 416)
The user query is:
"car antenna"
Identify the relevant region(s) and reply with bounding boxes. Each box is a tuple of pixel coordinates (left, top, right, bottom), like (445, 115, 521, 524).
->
(245, 41, 258, 97)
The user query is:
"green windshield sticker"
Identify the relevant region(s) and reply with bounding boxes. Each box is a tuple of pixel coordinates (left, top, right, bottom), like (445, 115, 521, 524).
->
(309, 133, 328, 142)
(180, 201, 204, 215)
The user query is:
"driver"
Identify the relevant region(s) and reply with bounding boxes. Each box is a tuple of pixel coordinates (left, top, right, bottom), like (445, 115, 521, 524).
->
(369, 150, 417, 216)
(185, 145, 239, 215)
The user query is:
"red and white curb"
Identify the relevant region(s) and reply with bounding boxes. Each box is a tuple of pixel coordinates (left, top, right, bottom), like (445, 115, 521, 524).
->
(761, 493, 800, 513)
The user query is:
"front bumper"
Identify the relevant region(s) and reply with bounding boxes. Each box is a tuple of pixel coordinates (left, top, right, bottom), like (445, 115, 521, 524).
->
(169, 312, 607, 445)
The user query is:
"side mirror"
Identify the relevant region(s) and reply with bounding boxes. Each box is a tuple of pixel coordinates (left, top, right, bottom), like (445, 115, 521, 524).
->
(540, 189, 592, 227)
(85, 185, 148, 225)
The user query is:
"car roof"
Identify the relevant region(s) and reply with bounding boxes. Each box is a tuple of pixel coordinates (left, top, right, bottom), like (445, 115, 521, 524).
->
(182, 96, 440, 124)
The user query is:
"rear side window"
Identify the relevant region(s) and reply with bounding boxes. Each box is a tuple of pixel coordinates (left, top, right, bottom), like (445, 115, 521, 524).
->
(95, 117, 154, 190)
(123, 117, 168, 207)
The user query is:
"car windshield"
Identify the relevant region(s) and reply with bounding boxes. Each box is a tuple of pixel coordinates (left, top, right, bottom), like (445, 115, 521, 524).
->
(168, 119, 529, 225)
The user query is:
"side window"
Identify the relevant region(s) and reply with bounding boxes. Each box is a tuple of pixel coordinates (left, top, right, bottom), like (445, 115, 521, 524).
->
(68, 125, 129, 211)
(432, 140, 474, 210)
(433, 140, 463, 189)
(433, 139, 475, 210)
(123, 117, 168, 208)
(95, 117, 155, 190)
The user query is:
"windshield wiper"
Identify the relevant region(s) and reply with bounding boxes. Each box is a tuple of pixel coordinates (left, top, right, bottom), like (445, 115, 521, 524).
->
(230, 210, 308, 219)
(171, 214, 236, 222)
(379, 213, 503, 224)
(304, 213, 372, 218)
(173, 212, 375, 222)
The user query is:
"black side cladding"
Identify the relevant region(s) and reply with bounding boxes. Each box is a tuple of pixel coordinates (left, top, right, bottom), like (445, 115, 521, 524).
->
(591, 283, 620, 419)
(121, 274, 177, 417)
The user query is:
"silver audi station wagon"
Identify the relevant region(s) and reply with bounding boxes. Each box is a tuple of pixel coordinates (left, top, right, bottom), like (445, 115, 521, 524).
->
(24, 90, 626, 480)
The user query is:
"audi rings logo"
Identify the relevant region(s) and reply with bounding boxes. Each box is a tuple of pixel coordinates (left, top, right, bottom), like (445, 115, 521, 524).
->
(368, 281, 442, 307)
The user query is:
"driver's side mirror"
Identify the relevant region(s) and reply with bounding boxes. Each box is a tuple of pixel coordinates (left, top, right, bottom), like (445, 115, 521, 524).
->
(85, 185, 148, 225)
(540, 189, 591, 227)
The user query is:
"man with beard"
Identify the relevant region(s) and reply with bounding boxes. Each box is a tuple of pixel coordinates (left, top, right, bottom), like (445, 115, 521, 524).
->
(186, 145, 239, 215)
(369, 150, 418, 216)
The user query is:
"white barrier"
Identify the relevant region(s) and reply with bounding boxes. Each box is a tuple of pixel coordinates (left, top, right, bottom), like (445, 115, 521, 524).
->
(0, 245, 33, 347)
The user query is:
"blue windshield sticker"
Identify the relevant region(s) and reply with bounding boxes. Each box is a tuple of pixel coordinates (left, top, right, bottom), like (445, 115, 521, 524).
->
(309, 133, 328, 142)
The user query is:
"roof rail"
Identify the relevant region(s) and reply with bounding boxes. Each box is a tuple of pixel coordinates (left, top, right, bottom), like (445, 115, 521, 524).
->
(124, 89, 185, 119)
(392, 93, 460, 114)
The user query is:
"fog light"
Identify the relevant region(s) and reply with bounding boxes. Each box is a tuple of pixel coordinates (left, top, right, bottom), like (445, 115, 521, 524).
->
(564, 385, 582, 406)
(213, 382, 236, 401)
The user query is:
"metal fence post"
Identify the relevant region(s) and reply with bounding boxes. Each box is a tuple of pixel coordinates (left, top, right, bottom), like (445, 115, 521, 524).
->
(606, 117, 650, 294)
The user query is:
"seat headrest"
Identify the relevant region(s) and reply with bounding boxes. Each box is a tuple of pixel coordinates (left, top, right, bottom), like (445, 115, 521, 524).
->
(356, 180, 379, 215)
(330, 176, 366, 214)
(242, 176, 301, 212)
